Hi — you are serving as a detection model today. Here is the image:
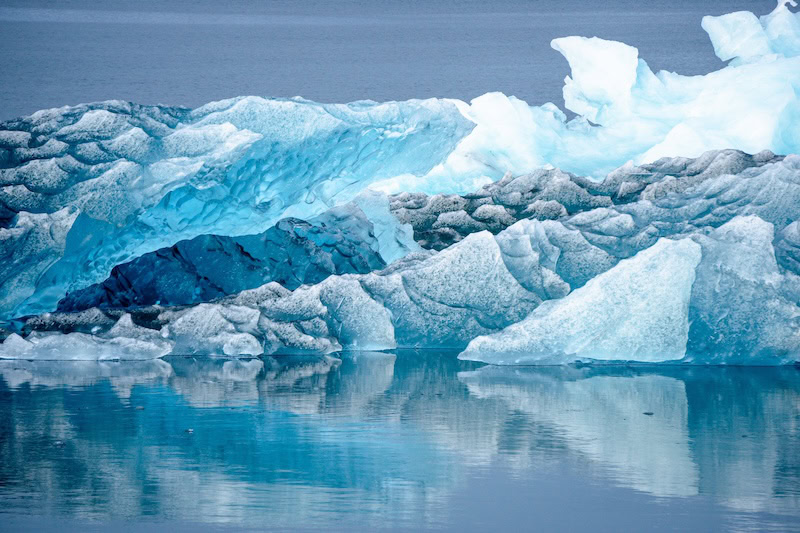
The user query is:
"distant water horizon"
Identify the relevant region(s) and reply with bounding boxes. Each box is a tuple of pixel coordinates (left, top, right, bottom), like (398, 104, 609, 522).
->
(0, 0, 778, 120)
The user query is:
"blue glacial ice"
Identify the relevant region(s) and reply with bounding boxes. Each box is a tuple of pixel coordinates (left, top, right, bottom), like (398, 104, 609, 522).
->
(1, 4, 800, 320)
(0, 4, 799, 363)
(0, 98, 467, 319)
(56, 191, 418, 312)
(4, 149, 799, 362)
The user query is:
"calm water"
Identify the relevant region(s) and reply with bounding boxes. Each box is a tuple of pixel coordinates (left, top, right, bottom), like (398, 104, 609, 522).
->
(0, 352, 798, 531)
(0, 0, 779, 120)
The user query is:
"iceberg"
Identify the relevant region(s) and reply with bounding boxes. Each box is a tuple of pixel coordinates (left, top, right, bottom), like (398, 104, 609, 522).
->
(2, 3, 799, 320)
(2, 149, 799, 362)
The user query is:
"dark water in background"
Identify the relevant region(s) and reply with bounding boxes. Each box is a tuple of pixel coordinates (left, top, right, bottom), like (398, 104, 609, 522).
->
(0, 0, 778, 120)
(0, 352, 798, 532)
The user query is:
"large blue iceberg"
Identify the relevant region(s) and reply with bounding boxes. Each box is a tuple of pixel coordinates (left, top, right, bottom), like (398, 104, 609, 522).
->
(2, 149, 799, 363)
(0, 4, 799, 364)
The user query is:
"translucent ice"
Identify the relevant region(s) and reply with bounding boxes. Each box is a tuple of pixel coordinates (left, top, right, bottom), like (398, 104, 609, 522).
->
(459, 238, 702, 365)
(2, 5, 799, 319)
(0, 98, 470, 318)
(56, 198, 398, 312)
(4, 151, 800, 363)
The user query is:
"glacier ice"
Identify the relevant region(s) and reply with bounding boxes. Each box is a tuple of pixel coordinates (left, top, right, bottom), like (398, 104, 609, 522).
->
(0, 98, 470, 319)
(0, 313, 173, 360)
(56, 194, 411, 312)
(460, 216, 800, 365)
(2, 4, 800, 320)
(2, 149, 800, 362)
(0, 4, 799, 363)
(459, 238, 702, 365)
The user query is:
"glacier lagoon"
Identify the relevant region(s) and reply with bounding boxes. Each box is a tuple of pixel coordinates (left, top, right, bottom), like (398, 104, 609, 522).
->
(0, 353, 799, 531)
(1, 1, 800, 530)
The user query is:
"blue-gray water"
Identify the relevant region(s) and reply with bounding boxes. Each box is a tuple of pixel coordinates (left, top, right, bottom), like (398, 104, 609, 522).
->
(0, 0, 778, 120)
(1, 352, 799, 532)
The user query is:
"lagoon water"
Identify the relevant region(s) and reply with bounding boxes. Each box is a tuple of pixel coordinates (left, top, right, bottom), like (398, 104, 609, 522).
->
(0, 0, 779, 120)
(1, 352, 799, 531)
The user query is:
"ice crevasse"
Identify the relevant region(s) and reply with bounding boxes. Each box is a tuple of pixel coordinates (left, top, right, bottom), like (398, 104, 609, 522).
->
(1, 4, 800, 320)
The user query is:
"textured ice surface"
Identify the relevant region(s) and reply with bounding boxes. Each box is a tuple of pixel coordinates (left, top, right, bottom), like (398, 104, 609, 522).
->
(0, 228, 541, 357)
(2, 5, 799, 319)
(461, 217, 800, 365)
(0, 98, 469, 318)
(389, 149, 785, 251)
(459, 238, 702, 364)
(3, 151, 799, 362)
(686, 216, 800, 363)
(56, 195, 414, 312)
(0, 314, 173, 360)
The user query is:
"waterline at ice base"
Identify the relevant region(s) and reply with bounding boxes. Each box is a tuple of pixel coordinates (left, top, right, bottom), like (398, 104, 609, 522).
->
(1, 3, 799, 364)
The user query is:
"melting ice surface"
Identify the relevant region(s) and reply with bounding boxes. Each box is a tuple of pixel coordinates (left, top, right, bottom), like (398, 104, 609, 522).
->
(0, 354, 799, 531)
(4, 149, 799, 364)
(0, 4, 799, 365)
(1, 4, 799, 321)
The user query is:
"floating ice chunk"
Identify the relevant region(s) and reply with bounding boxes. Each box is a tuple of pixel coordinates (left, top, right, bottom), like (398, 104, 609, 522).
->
(2, 5, 800, 322)
(550, 37, 640, 123)
(459, 238, 702, 365)
(702, 11, 774, 64)
(0, 314, 173, 360)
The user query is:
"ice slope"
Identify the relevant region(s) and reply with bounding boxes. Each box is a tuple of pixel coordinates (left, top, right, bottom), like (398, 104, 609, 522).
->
(460, 217, 800, 365)
(459, 238, 702, 364)
(2, 4, 799, 320)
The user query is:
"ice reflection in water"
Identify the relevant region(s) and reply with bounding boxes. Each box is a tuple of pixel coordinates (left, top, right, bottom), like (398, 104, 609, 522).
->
(0, 353, 798, 531)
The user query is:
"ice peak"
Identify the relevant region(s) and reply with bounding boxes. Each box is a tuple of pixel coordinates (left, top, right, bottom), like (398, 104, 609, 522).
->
(773, 0, 798, 14)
